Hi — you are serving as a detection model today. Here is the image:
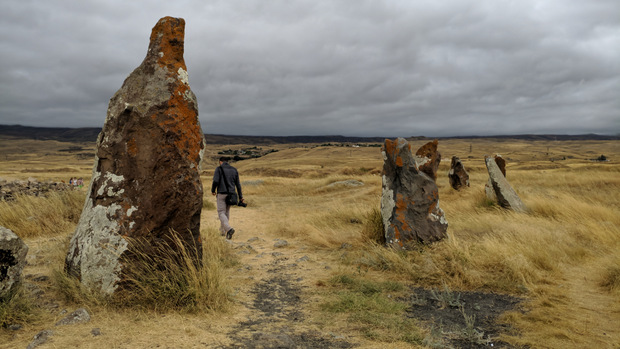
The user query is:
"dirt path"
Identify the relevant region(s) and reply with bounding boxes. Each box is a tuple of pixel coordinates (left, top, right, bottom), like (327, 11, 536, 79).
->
(560, 261, 620, 347)
(210, 209, 356, 348)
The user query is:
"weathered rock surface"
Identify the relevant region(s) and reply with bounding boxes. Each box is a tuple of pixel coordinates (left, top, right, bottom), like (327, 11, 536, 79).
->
(65, 17, 206, 295)
(0, 226, 28, 298)
(55, 308, 91, 326)
(485, 155, 506, 200)
(414, 139, 441, 181)
(27, 330, 53, 349)
(381, 138, 448, 248)
(448, 156, 469, 190)
(485, 156, 527, 212)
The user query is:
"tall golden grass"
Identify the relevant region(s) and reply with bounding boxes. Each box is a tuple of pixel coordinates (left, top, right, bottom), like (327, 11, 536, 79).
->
(0, 190, 84, 238)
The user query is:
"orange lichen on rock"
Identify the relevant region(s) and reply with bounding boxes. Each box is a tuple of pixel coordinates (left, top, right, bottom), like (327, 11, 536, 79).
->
(381, 138, 447, 248)
(150, 17, 187, 72)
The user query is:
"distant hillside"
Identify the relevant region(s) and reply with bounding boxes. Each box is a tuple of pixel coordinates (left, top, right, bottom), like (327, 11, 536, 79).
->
(0, 124, 617, 144)
(0, 124, 101, 142)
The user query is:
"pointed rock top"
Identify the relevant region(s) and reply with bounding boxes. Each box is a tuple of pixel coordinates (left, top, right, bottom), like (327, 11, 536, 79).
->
(147, 17, 187, 71)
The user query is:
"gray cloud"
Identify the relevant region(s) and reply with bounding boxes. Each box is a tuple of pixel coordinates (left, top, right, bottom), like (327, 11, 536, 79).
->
(1, 0, 618, 136)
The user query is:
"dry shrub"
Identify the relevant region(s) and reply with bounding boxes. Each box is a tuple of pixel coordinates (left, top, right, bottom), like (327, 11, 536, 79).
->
(361, 207, 385, 244)
(0, 190, 84, 238)
(600, 257, 620, 293)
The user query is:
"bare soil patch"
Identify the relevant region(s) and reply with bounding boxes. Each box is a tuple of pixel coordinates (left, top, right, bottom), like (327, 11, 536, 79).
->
(405, 287, 524, 348)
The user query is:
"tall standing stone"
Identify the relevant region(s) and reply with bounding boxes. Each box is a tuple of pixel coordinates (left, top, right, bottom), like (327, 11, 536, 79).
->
(414, 140, 441, 181)
(485, 156, 527, 212)
(65, 17, 206, 295)
(381, 138, 448, 248)
(0, 226, 28, 299)
(485, 154, 506, 200)
(448, 156, 469, 190)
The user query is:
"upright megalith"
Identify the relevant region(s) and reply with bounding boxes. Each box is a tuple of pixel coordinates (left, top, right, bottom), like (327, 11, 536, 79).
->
(381, 138, 448, 248)
(485, 156, 527, 212)
(65, 17, 206, 295)
(485, 155, 507, 200)
(448, 156, 469, 190)
(0, 226, 28, 299)
(414, 140, 441, 181)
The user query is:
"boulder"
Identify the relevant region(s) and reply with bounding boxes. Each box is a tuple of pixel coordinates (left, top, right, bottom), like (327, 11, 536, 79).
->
(485, 156, 527, 212)
(65, 17, 206, 295)
(0, 226, 28, 299)
(448, 156, 470, 190)
(414, 139, 441, 181)
(485, 155, 507, 200)
(381, 138, 448, 248)
(55, 308, 91, 326)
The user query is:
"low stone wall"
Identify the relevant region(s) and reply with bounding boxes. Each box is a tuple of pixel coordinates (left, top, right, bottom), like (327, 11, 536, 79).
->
(0, 178, 72, 201)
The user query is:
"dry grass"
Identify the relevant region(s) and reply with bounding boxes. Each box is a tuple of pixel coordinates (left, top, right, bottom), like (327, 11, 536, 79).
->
(0, 190, 84, 238)
(1, 137, 619, 348)
(53, 226, 235, 313)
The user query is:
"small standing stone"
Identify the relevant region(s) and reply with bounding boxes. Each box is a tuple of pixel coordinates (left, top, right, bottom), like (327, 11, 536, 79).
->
(485, 156, 527, 212)
(448, 156, 470, 190)
(414, 139, 441, 181)
(381, 138, 448, 247)
(485, 154, 506, 200)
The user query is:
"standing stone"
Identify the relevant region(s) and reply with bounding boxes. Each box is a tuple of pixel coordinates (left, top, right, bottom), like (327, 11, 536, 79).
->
(65, 17, 205, 295)
(448, 156, 469, 190)
(414, 139, 441, 181)
(485, 154, 506, 200)
(0, 226, 28, 299)
(381, 138, 448, 248)
(485, 156, 527, 212)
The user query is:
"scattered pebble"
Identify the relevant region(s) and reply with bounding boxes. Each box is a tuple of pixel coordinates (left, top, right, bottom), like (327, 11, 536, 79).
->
(274, 239, 289, 248)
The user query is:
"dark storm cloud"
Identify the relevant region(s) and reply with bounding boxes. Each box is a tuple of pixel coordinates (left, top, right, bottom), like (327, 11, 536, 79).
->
(1, 0, 618, 136)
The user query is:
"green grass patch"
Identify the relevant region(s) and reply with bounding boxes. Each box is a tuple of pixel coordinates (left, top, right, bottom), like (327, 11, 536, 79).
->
(321, 274, 423, 344)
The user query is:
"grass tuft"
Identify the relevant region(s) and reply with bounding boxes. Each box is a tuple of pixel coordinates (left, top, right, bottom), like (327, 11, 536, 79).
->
(54, 226, 235, 313)
(114, 227, 233, 312)
(600, 260, 620, 293)
(0, 287, 40, 328)
(361, 207, 385, 244)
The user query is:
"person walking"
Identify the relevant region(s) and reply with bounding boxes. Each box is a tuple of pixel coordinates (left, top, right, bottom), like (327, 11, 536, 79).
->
(211, 156, 244, 239)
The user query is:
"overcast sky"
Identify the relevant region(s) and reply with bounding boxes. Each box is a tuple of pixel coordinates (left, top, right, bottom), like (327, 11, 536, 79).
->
(1, 0, 618, 137)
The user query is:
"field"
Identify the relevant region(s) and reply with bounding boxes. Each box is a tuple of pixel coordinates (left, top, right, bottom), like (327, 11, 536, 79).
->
(1, 136, 619, 348)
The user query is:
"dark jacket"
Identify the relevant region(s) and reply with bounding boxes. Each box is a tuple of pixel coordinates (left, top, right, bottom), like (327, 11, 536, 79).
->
(211, 162, 243, 199)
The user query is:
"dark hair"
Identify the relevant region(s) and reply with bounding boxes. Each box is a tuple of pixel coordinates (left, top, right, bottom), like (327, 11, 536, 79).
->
(219, 156, 230, 162)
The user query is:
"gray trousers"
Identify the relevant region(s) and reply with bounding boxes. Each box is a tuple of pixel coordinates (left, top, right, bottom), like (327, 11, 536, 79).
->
(216, 194, 232, 233)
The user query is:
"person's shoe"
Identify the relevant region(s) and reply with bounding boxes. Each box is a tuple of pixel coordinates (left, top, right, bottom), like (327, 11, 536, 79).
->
(226, 228, 235, 240)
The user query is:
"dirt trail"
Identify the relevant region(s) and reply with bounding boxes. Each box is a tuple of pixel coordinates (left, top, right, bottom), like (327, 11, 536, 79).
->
(559, 261, 620, 347)
(209, 208, 357, 348)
